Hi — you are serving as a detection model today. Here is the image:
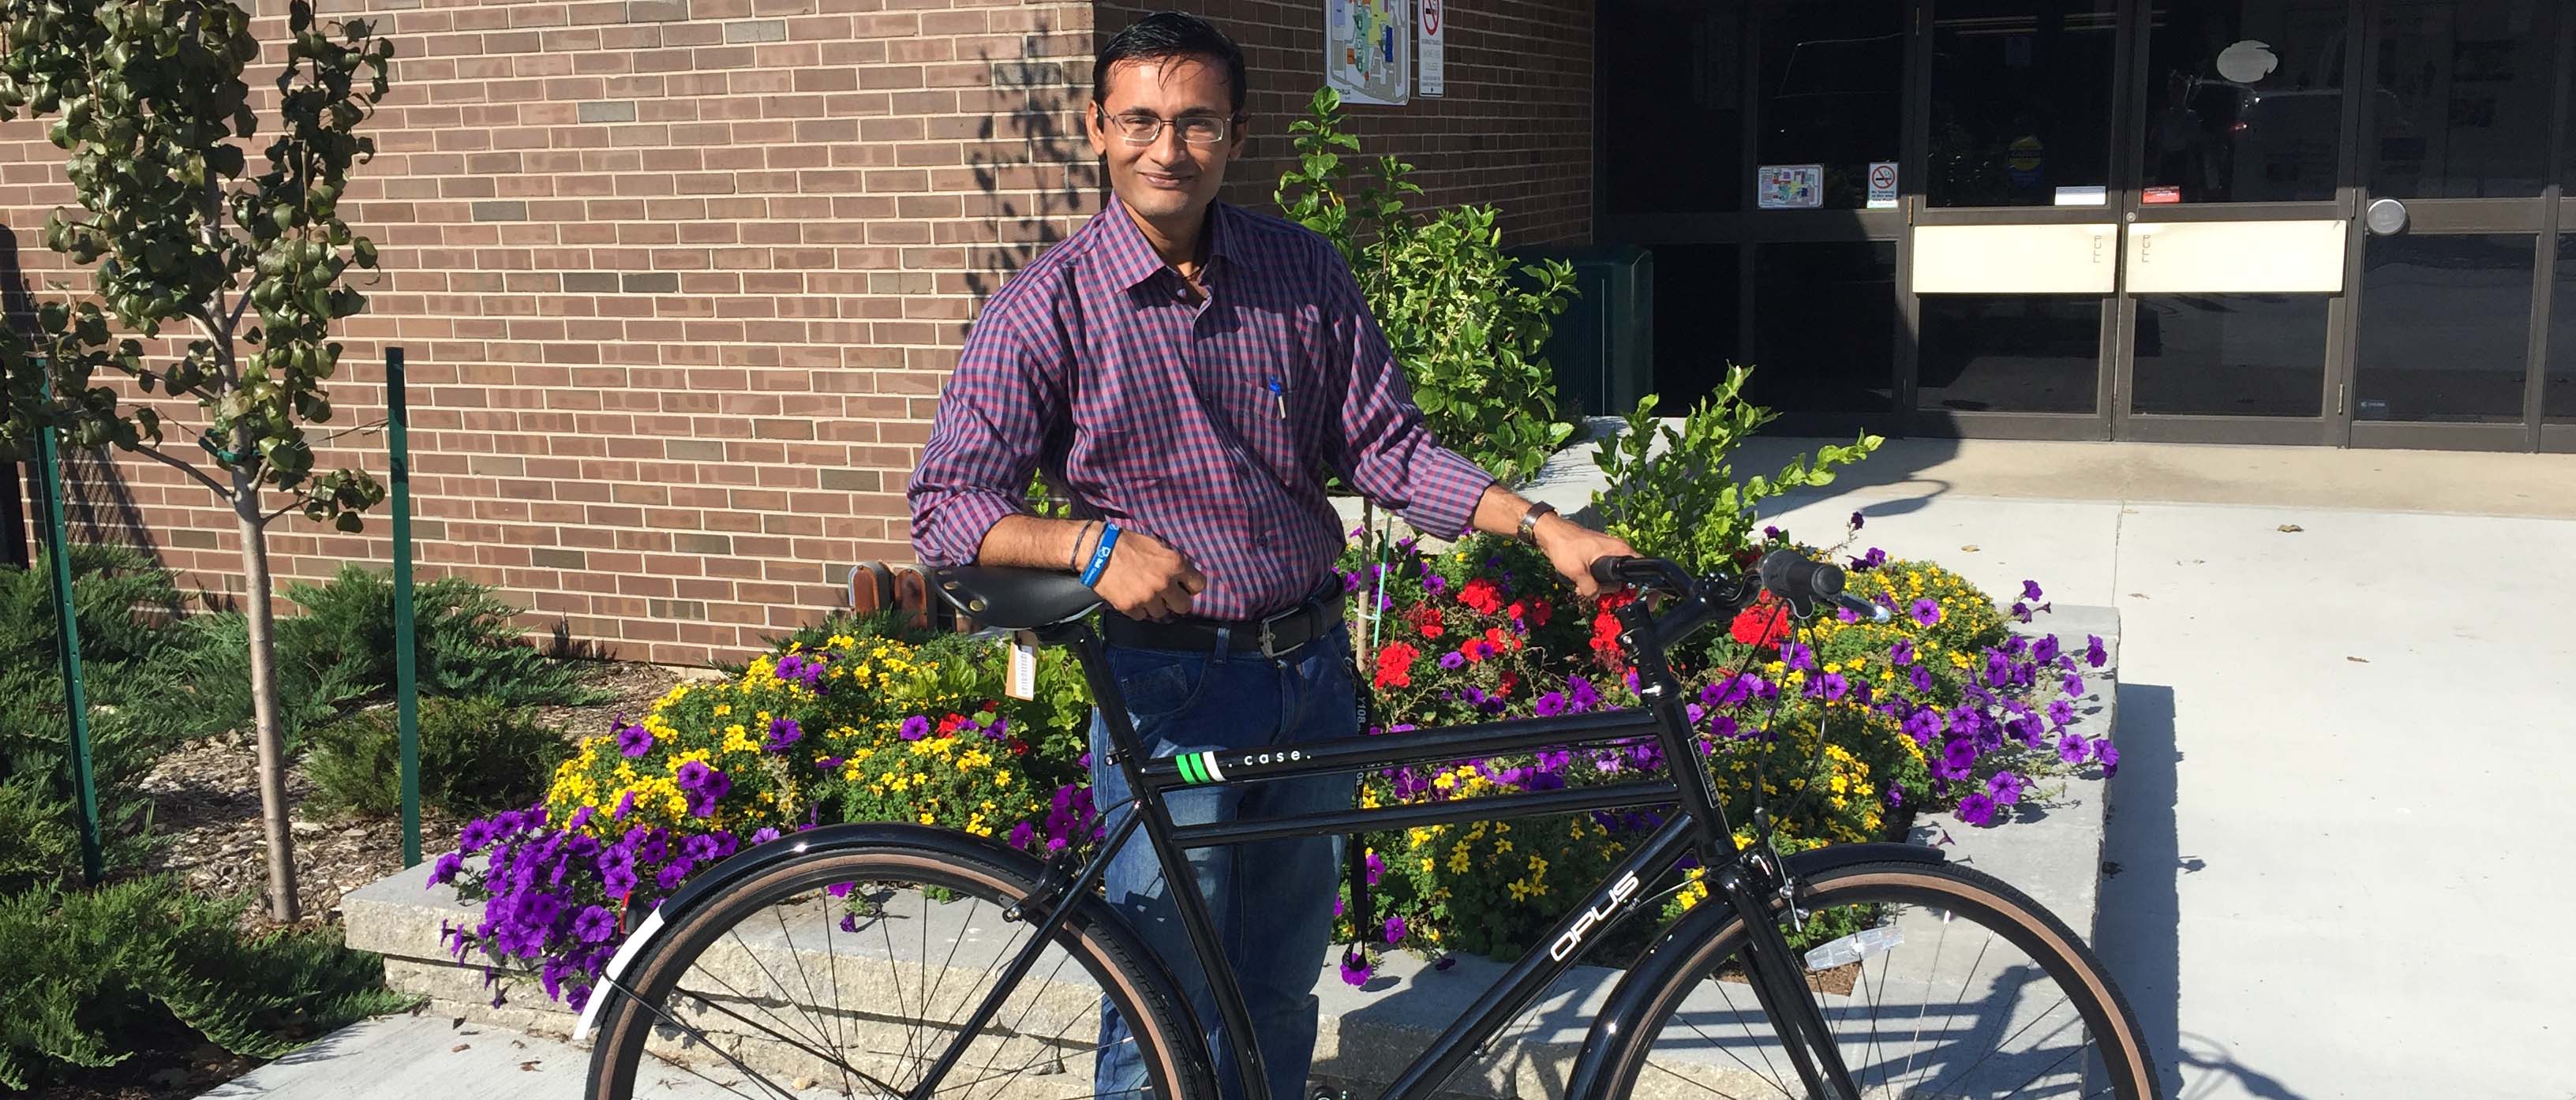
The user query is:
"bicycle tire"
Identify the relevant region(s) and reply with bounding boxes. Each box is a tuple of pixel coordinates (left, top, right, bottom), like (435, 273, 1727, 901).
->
(584, 840, 1216, 1100)
(1603, 859, 2159, 1100)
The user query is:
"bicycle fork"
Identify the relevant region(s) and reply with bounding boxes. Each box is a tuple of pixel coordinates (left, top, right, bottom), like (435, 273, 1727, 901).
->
(1716, 857, 1863, 1100)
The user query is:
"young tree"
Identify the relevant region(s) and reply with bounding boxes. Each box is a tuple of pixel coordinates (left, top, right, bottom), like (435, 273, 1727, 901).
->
(0, 0, 394, 922)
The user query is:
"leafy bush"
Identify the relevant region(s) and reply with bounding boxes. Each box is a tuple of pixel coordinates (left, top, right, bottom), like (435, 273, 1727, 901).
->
(305, 696, 571, 818)
(0, 548, 233, 891)
(0, 875, 412, 1091)
(178, 564, 611, 745)
(1590, 365, 1881, 577)
(1275, 87, 1578, 486)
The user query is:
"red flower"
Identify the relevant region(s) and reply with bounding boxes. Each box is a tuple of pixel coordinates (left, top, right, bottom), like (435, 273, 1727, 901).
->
(1728, 593, 1790, 649)
(1591, 591, 1636, 669)
(1498, 671, 1520, 698)
(1413, 606, 1446, 638)
(1456, 637, 1494, 663)
(1523, 600, 1551, 628)
(937, 714, 961, 736)
(1484, 626, 1517, 653)
(1374, 642, 1420, 689)
(1458, 578, 1505, 615)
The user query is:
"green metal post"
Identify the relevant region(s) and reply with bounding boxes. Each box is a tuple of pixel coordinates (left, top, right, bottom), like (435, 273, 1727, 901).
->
(36, 363, 105, 884)
(390, 347, 422, 867)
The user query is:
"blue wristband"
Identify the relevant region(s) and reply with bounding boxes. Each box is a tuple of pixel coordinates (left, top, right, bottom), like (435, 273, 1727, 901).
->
(1079, 522, 1121, 587)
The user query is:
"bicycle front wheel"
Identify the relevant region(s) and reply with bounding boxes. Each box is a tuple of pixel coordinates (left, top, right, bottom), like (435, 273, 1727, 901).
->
(1609, 859, 2158, 1100)
(584, 839, 1212, 1100)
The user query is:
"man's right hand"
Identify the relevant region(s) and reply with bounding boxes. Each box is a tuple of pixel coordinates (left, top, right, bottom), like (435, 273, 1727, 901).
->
(1090, 527, 1206, 621)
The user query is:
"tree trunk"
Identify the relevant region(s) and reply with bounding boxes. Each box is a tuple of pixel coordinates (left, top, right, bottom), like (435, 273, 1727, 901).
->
(234, 474, 299, 923)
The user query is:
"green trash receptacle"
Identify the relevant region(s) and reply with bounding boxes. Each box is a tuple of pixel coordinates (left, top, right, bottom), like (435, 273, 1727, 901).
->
(1507, 242, 1654, 419)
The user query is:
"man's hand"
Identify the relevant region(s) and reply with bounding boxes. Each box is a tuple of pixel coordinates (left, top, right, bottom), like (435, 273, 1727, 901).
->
(1533, 514, 1636, 600)
(1091, 527, 1207, 621)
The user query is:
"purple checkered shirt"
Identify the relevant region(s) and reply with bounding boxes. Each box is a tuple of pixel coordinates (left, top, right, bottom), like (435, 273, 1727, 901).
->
(908, 196, 1495, 619)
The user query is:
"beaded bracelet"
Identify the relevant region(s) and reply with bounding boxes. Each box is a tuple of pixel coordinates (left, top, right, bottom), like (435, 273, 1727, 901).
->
(1066, 520, 1097, 573)
(1079, 522, 1121, 587)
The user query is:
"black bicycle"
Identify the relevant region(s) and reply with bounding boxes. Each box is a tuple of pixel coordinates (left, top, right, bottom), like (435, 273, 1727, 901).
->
(577, 552, 2158, 1100)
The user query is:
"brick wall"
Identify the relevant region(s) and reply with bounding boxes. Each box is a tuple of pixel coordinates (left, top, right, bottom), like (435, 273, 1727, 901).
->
(3, 0, 1592, 668)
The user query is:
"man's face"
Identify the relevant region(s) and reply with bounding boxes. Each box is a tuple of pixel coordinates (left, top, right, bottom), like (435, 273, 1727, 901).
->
(1088, 55, 1245, 229)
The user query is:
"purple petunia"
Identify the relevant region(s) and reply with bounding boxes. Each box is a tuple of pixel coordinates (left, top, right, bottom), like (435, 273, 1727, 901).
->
(1422, 574, 1446, 594)
(429, 851, 465, 885)
(1365, 851, 1385, 886)
(1909, 664, 1937, 694)
(1848, 546, 1889, 572)
(766, 716, 803, 751)
(1763, 526, 1785, 542)
(616, 723, 654, 758)
(1848, 511, 1866, 531)
(2048, 698, 2076, 728)
(1986, 770, 2024, 806)
(2085, 635, 2108, 668)
(1911, 599, 1942, 627)
(1339, 951, 1371, 987)
(1903, 708, 1941, 746)
(611, 789, 637, 821)
(899, 715, 931, 742)
(2096, 739, 2121, 776)
(1889, 638, 1915, 666)
(1816, 673, 1848, 702)
(1784, 642, 1816, 672)
(1957, 792, 1998, 826)
(2058, 731, 2091, 765)
(1940, 737, 1978, 780)
(750, 826, 781, 845)
(1438, 651, 1466, 671)
(1533, 690, 1568, 717)
(2032, 635, 2061, 665)
(573, 905, 617, 944)
(1384, 915, 1408, 944)
(2061, 672, 2085, 697)
(2022, 580, 2044, 603)
(1886, 781, 1905, 806)
(458, 819, 497, 854)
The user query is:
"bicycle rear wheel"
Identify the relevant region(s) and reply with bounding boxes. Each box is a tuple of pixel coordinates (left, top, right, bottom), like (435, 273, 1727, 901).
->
(584, 840, 1213, 1100)
(1608, 859, 2159, 1100)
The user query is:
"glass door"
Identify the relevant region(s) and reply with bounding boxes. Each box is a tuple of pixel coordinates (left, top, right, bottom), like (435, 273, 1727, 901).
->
(1908, 0, 2130, 439)
(2347, 0, 2563, 450)
(2114, 0, 2357, 445)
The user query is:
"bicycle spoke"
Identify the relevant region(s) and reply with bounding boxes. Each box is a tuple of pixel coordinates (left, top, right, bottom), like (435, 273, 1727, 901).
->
(1925, 993, 2077, 1100)
(727, 925, 844, 1060)
(673, 982, 904, 1098)
(957, 947, 1078, 1100)
(823, 889, 855, 1099)
(1896, 909, 1952, 1095)
(1705, 974, 1795, 1097)
(1642, 1050, 1762, 1100)
(608, 976, 807, 1100)
(1852, 949, 1894, 1100)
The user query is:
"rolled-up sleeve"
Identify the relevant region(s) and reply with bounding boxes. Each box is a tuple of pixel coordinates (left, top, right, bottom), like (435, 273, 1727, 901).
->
(908, 301, 1061, 567)
(1317, 245, 1496, 539)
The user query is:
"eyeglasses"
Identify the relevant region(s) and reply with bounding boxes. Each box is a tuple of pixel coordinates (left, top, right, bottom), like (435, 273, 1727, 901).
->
(1098, 109, 1236, 145)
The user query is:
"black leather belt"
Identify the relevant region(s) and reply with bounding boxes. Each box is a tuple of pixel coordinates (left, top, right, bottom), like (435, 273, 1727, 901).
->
(1100, 578, 1345, 659)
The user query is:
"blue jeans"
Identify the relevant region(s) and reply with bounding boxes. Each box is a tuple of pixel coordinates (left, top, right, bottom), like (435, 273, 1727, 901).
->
(1089, 623, 1356, 1100)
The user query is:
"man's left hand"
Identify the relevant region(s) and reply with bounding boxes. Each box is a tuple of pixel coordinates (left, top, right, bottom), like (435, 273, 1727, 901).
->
(1533, 514, 1636, 599)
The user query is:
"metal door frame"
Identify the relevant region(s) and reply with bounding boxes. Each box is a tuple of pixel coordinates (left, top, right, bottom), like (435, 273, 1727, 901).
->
(2343, 0, 2568, 452)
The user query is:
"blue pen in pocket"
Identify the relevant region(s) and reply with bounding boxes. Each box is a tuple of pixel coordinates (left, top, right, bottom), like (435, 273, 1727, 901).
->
(1267, 376, 1286, 419)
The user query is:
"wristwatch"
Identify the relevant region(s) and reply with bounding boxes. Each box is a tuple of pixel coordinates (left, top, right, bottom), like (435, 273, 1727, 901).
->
(1515, 501, 1556, 546)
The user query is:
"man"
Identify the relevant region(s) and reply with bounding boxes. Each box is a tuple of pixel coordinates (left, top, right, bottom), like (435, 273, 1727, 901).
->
(907, 13, 1632, 1100)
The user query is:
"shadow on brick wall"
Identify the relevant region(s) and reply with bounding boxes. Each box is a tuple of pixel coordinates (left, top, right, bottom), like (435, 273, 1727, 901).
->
(960, 17, 1085, 307)
(0, 227, 165, 563)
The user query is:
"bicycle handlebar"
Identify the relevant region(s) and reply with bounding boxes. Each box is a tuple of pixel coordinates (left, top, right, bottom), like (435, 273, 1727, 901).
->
(1587, 548, 1881, 625)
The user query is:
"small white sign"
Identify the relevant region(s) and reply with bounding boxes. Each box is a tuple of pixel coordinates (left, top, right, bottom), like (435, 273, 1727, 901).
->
(1417, 0, 1444, 97)
(1757, 164, 1825, 209)
(1005, 632, 1039, 700)
(2054, 185, 2109, 207)
(1866, 161, 1899, 209)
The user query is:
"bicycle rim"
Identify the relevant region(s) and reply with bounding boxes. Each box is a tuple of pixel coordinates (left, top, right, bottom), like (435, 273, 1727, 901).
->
(1614, 860, 2158, 1100)
(585, 845, 1203, 1100)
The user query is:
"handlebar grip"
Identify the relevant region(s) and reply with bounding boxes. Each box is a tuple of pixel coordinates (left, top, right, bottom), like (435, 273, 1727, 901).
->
(1589, 556, 1627, 589)
(1757, 548, 1846, 601)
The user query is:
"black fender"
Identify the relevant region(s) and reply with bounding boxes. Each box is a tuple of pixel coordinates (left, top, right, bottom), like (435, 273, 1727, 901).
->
(1562, 842, 1944, 1100)
(576, 822, 1220, 1100)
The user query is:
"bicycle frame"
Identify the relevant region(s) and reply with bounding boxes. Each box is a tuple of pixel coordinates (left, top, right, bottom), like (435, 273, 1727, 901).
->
(907, 583, 1868, 1100)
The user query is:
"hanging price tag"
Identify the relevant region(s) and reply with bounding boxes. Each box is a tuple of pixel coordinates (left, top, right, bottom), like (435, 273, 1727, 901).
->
(1005, 631, 1039, 700)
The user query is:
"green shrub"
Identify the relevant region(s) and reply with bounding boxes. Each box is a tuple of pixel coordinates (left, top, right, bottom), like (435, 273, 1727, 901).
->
(175, 565, 611, 746)
(0, 548, 226, 890)
(1590, 367, 1881, 576)
(305, 696, 571, 818)
(0, 875, 413, 1091)
(1275, 87, 1578, 486)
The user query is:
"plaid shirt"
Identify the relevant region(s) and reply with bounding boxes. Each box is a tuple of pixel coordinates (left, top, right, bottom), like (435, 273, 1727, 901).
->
(908, 196, 1494, 619)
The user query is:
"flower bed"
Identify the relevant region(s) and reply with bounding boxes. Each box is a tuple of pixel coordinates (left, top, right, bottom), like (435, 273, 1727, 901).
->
(434, 518, 2115, 1008)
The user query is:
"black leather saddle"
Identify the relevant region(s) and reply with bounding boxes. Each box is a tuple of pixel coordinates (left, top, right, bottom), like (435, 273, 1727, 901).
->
(927, 565, 1104, 630)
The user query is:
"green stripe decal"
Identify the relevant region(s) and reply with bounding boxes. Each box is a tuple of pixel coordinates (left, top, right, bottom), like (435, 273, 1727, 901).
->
(1176, 753, 1205, 784)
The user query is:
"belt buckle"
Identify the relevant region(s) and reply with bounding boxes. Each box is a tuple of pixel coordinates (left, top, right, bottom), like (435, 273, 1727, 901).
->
(1257, 604, 1302, 660)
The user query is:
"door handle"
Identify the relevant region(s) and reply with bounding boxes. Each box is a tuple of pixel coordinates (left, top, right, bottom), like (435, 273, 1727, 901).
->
(2364, 197, 2408, 236)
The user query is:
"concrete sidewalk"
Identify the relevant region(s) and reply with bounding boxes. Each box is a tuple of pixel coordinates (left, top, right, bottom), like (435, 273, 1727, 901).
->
(1725, 439, 2576, 1100)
